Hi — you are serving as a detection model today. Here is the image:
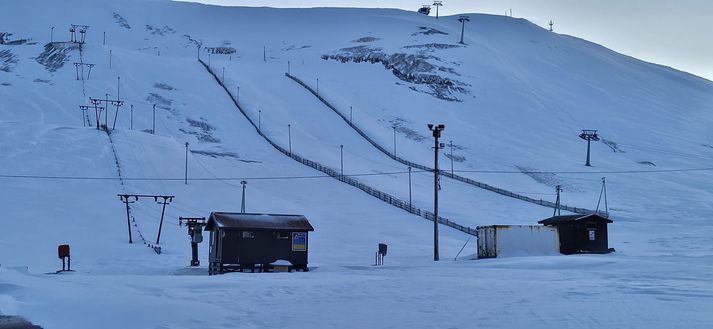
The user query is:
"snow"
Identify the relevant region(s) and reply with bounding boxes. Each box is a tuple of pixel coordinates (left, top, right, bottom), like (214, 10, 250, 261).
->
(0, 0, 712, 328)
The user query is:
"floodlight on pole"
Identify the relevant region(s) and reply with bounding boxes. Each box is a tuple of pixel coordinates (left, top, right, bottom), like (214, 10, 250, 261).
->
(579, 129, 600, 166)
(427, 123, 445, 261)
(458, 16, 470, 44)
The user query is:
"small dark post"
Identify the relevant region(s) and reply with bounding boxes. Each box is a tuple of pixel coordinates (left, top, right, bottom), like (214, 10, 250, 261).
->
(222, 67, 225, 83)
(350, 106, 353, 124)
(287, 61, 291, 75)
(288, 124, 292, 156)
(258, 109, 261, 131)
(152, 104, 156, 134)
(208, 52, 211, 67)
(428, 124, 445, 261)
(184, 142, 189, 185)
(316, 78, 319, 95)
(263, 46, 266, 62)
(197, 44, 200, 60)
(240, 181, 247, 213)
(109, 49, 112, 69)
(340, 145, 344, 177)
(236, 86, 240, 103)
(549, 20, 554, 32)
(408, 166, 412, 210)
(579, 130, 600, 166)
(51, 26, 54, 43)
(103, 31, 105, 45)
(458, 16, 470, 44)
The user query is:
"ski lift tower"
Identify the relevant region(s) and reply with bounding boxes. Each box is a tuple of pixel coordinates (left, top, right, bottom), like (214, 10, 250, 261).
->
(579, 129, 600, 166)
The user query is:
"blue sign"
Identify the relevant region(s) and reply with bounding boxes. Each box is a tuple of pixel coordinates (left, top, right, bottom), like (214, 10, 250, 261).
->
(292, 232, 307, 251)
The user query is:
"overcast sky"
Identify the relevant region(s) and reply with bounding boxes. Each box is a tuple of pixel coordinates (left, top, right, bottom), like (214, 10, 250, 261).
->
(182, 0, 713, 81)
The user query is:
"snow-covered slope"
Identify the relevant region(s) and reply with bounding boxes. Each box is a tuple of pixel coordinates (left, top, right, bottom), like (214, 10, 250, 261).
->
(0, 0, 712, 328)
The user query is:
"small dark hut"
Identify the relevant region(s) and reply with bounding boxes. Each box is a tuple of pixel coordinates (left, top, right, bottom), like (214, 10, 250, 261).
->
(538, 214, 613, 255)
(206, 212, 314, 275)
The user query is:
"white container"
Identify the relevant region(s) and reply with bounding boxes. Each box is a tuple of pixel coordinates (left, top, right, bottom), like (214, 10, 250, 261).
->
(477, 225, 560, 259)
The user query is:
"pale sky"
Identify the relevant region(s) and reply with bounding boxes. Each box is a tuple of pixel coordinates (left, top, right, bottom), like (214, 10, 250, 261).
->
(181, 0, 713, 81)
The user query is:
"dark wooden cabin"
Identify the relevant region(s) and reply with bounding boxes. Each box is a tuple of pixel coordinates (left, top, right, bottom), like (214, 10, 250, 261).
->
(538, 214, 613, 255)
(206, 212, 314, 275)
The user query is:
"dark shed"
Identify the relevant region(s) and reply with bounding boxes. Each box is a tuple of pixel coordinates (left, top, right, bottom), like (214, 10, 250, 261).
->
(538, 214, 613, 255)
(206, 212, 314, 275)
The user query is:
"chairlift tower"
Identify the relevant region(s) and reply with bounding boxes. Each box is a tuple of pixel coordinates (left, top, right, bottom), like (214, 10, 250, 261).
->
(458, 16, 470, 44)
(579, 129, 600, 166)
(549, 20, 554, 32)
(432, 1, 443, 19)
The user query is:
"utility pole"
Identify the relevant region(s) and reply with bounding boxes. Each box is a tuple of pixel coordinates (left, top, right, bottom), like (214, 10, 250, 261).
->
(288, 124, 292, 156)
(458, 16, 470, 45)
(184, 142, 189, 185)
(579, 129, 600, 166)
(427, 123, 445, 261)
(393, 126, 397, 155)
(449, 140, 454, 175)
(179, 217, 206, 266)
(152, 104, 156, 134)
(596, 177, 609, 216)
(553, 185, 562, 216)
(130, 104, 133, 130)
(340, 145, 344, 177)
(408, 166, 412, 210)
(240, 181, 247, 213)
(433, 1, 443, 19)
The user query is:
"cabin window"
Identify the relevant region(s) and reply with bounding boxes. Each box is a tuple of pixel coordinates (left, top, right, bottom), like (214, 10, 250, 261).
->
(241, 231, 255, 239)
(276, 232, 290, 239)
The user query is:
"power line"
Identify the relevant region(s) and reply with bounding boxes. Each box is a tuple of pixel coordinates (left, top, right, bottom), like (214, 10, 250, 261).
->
(1, 166, 712, 182)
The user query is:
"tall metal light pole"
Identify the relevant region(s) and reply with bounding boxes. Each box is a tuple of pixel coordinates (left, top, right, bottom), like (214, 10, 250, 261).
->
(458, 16, 470, 45)
(428, 123, 445, 261)
(433, 1, 443, 18)
(184, 142, 189, 185)
(288, 124, 292, 156)
(579, 129, 600, 166)
(240, 181, 247, 213)
(340, 145, 344, 177)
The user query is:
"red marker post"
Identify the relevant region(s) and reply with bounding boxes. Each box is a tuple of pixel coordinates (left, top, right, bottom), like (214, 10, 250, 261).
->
(58, 244, 70, 271)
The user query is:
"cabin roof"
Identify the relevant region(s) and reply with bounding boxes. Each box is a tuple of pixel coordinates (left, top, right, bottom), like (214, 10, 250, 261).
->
(205, 212, 314, 231)
(538, 213, 613, 225)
